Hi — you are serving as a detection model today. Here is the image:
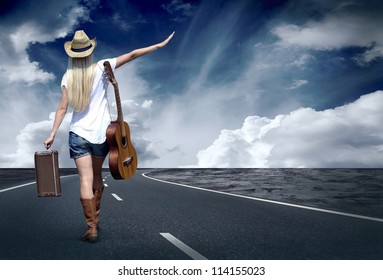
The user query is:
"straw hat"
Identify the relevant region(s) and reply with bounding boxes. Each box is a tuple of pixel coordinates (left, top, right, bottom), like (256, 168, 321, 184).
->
(64, 30, 96, 58)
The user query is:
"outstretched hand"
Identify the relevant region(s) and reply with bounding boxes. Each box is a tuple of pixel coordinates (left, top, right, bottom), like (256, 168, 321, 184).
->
(116, 31, 176, 68)
(158, 31, 175, 48)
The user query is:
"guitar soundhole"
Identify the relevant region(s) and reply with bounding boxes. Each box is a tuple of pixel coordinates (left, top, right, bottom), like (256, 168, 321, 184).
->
(121, 136, 127, 147)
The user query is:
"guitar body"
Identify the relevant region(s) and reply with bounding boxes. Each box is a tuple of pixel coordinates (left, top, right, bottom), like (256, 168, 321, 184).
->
(106, 120, 138, 180)
(103, 60, 138, 180)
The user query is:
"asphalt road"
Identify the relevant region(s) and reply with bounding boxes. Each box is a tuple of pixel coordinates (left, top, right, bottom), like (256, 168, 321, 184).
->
(0, 170, 382, 260)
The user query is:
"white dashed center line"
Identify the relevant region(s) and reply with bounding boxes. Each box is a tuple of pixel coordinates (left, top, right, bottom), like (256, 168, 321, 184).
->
(160, 233, 208, 260)
(111, 193, 123, 201)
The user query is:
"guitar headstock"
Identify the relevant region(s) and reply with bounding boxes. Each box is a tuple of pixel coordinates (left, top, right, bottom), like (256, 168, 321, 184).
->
(103, 61, 117, 84)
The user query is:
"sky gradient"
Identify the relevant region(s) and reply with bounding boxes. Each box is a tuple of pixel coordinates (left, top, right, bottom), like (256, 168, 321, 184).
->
(1, 0, 383, 168)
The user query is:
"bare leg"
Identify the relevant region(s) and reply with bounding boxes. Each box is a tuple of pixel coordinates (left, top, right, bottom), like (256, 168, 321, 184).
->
(75, 155, 94, 199)
(92, 156, 106, 191)
(92, 156, 106, 222)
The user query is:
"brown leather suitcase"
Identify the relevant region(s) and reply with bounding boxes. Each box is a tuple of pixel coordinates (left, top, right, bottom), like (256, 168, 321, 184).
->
(34, 150, 62, 197)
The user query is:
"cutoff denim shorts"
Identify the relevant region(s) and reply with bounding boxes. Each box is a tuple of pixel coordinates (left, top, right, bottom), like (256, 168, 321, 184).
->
(69, 131, 109, 159)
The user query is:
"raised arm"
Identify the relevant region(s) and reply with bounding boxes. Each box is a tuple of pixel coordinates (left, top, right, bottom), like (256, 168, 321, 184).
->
(116, 31, 175, 69)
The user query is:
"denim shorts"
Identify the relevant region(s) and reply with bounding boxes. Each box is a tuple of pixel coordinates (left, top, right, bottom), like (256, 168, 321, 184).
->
(69, 131, 109, 159)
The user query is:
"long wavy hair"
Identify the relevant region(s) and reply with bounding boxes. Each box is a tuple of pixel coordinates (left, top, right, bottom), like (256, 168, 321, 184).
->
(66, 54, 94, 112)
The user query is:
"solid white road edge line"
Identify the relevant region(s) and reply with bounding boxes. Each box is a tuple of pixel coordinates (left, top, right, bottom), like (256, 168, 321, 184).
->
(111, 193, 123, 201)
(160, 233, 208, 260)
(142, 172, 383, 223)
(0, 174, 77, 193)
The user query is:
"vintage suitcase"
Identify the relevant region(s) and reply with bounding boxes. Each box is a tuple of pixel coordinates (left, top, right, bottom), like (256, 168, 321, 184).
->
(34, 150, 62, 197)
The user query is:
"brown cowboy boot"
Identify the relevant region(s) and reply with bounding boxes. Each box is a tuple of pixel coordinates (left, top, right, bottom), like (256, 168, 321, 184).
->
(80, 197, 98, 243)
(93, 187, 104, 227)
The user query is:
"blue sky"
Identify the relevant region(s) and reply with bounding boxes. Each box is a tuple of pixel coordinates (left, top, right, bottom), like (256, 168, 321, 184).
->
(1, 0, 383, 168)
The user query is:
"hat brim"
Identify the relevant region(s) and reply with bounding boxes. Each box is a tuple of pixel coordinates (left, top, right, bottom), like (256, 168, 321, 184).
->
(64, 38, 97, 58)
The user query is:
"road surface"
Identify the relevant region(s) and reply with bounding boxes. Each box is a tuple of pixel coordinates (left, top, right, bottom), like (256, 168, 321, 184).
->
(0, 170, 382, 259)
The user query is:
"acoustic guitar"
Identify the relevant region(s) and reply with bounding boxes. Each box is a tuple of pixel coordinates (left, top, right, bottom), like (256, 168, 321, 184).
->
(104, 61, 138, 180)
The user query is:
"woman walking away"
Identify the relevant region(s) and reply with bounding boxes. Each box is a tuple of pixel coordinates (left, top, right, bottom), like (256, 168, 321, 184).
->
(44, 30, 174, 243)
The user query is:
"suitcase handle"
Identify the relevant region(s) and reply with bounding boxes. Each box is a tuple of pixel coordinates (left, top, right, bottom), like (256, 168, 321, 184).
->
(35, 150, 58, 156)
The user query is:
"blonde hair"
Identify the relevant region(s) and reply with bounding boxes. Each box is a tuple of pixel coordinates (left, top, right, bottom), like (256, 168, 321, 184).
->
(66, 54, 94, 112)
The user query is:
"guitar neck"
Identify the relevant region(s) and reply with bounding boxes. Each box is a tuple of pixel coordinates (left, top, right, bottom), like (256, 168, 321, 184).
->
(104, 61, 127, 138)
(112, 82, 126, 138)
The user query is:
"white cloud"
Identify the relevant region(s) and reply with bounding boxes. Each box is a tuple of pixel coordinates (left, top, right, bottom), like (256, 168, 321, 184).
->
(0, 5, 90, 85)
(354, 44, 383, 65)
(272, 3, 383, 64)
(6, 57, 55, 85)
(287, 79, 308, 90)
(161, 0, 194, 21)
(196, 116, 281, 168)
(145, 53, 266, 167)
(291, 54, 313, 68)
(112, 13, 132, 31)
(0, 113, 72, 168)
(196, 90, 383, 168)
(141, 100, 153, 109)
